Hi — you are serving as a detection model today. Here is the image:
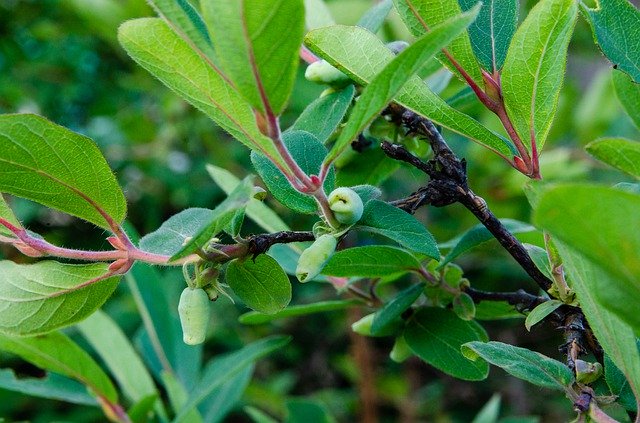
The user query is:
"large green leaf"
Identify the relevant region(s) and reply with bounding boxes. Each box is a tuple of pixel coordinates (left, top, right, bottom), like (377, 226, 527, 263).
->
(0, 261, 120, 336)
(0, 332, 118, 403)
(501, 0, 578, 152)
(226, 255, 291, 314)
(613, 69, 640, 129)
(323, 245, 422, 277)
(305, 25, 514, 159)
(0, 369, 97, 406)
(358, 200, 439, 259)
(462, 341, 574, 390)
(202, 0, 304, 114)
(583, 0, 640, 83)
(238, 299, 360, 325)
(459, 0, 518, 71)
(404, 307, 489, 380)
(0, 114, 126, 230)
(118, 18, 288, 172)
(586, 138, 640, 178)
(393, 0, 483, 84)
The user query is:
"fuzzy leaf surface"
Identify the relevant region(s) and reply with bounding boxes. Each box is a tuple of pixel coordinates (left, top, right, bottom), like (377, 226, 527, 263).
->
(0, 194, 22, 239)
(524, 300, 563, 331)
(323, 245, 422, 277)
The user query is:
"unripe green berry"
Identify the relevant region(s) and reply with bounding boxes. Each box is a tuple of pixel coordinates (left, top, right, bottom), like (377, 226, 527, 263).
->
(305, 60, 350, 86)
(296, 234, 338, 283)
(178, 287, 210, 345)
(328, 187, 364, 225)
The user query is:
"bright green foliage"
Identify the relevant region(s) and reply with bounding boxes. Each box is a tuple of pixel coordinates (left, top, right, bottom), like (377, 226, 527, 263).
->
(359, 200, 439, 259)
(139, 208, 216, 256)
(459, 0, 518, 71)
(303, 0, 335, 29)
(226, 255, 291, 314)
(583, 0, 640, 83)
(304, 25, 514, 158)
(201, 367, 253, 423)
(286, 399, 336, 423)
(371, 283, 425, 335)
(0, 114, 126, 229)
(586, 138, 640, 178)
(118, 18, 289, 173)
(325, 7, 480, 164)
(462, 341, 574, 390)
(605, 354, 639, 412)
(524, 300, 563, 331)
(0, 370, 97, 406)
(202, 0, 304, 115)
(252, 131, 335, 214)
(323, 245, 422, 277)
(393, 0, 483, 85)
(0, 331, 118, 403)
(357, 0, 393, 33)
(471, 395, 501, 423)
(239, 300, 360, 325)
(0, 261, 120, 336)
(501, 0, 578, 153)
(613, 70, 640, 128)
(0, 194, 21, 239)
(405, 308, 489, 381)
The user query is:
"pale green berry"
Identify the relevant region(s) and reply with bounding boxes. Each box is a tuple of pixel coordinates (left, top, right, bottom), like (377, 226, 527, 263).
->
(305, 60, 350, 86)
(328, 187, 364, 225)
(178, 287, 210, 345)
(296, 234, 338, 283)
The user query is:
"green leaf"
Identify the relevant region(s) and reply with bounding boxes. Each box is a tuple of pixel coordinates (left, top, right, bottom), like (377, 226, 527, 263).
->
(129, 394, 160, 423)
(0, 194, 22, 239)
(286, 399, 335, 423)
(303, 0, 335, 30)
(0, 369, 98, 406)
(336, 147, 401, 187)
(471, 394, 501, 423)
(439, 219, 536, 267)
(252, 131, 335, 214)
(351, 185, 382, 205)
(226, 255, 292, 314)
(173, 336, 290, 423)
(162, 371, 204, 423)
(139, 208, 215, 256)
(0, 261, 120, 336)
(357, 0, 393, 33)
(323, 245, 422, 277)
(201, 366, 253, 423)
(305, 25, 514, 159)
(583, 0, 640, 83)
(118, 18, 289, 172)
(475, 301, 524, 320)
(524, 300, 563, 331)
(501, 0, 578, 152)
(239, 299, 360, 325)
(358, 200, 439, 259)
(245, 406, 279, 423)
(202, 0, 304, 114)
(289, 85, 355, 144)
(459, 0, 518, 71)
(0, 114, 126, 230)
(586, 138, 640, 178)
(462, 341, 574, 390)
(0, 331, 118, 403)
(325, 7, 480, 164)
(613, 69, 640, 128)
(371, 283, 425, 335)
(605, 353, 638, 412)
(524, 244, 554, 281)
(393, 0, 483, 84)
(405, 307, 489, 380)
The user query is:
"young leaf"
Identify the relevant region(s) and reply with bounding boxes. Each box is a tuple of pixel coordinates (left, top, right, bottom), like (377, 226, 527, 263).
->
(613, 69, 640, 128)
(0, 369, 98, 406)
(0, 261, 120, 336)
(239, 299, 360, 325)
(118, 18, 289, 173)
(305, 25, 514, 159)
(586, 138, 640, 178)
(303, 0, 335, 30)
(226, 255, 291, 314)
(605, 353, 638, 412)
(202, 0, 304, 115)
(358, 200, 440, 259)
(357, 0, 393, 33)
(582, 0, 640, 83)
(0, 114, 126, 230)
(371, 283, 425, 335)
(524, 300, 563, 331)
(404, 307, 489, 381)
(138, 208, 215, 256)
(323, 245, 422, 277)
(325, 7, 481, 164)
(501, 0, 578, 153)
(289, 85, 355, 144)
(252, 131, 335, 214)
(0, 331, 118, 403)
(462, 341, 574, 390)
(393, 0, 483, 85)
(0, 194, 22, 239)
(458, 0, 518, 72)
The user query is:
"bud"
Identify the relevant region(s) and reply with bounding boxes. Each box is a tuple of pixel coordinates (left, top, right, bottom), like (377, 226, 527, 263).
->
(328, 187, 364, 225)
(178, 287, 210, 345)
(575, 359, 603, 384)
(296, 234, 338, 282)
(390, 336, 413, 363)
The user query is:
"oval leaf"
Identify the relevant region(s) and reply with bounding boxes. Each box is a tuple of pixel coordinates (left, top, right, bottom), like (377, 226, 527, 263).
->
(524, 300, 563, 331)
(586, 138, 640, 179)
(239, 299, 360, 325)
(323, 245, 422, 277)
(613, 69, 640, 129)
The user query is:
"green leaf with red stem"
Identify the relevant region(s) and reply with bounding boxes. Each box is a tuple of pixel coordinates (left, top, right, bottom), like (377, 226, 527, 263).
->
(0, 194, 22, 240)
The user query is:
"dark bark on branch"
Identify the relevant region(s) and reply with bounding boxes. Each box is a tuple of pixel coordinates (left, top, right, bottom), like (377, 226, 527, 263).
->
(247, 231, 314, 257)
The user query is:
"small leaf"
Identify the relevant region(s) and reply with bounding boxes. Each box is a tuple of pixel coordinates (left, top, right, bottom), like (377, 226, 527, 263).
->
(239, 299, 360, 325)
(586, 138, 640, 178)
(161, 371, 204, 423)
(475, 301, 523, 320)
(201, 366, 253, 423)
(139, 208, 215, 256)
(303, 0, 335, 30)
(613, 69, 640, 128)
(0, 114, 126, 229)
(226, 255, 292, 314)
(524, 300, 563, 331)
(405, 307, 489, 381)
(323, 245, 422, 277)
(351, 185, 382, 205)
(0, 261, 120, 336)
(359, 200, 439, 259)
(524, 244, 554, 281)
(252, 131, 335, 214)
(0, 369, 97, 406)
(583, 0, 640, 83)
(371, 283, 425, 335)
(462, 341, 574, 390)
(0, 194, 22, 239)
(453, 292, 476, 321)
(0, 331, 118, 403)
(357, 0, 393, 33)
(289, 85, 355, 144)
(501, 0, 578, 152)
(605, 353, 638, 412)
(471, 394, 501, 423)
